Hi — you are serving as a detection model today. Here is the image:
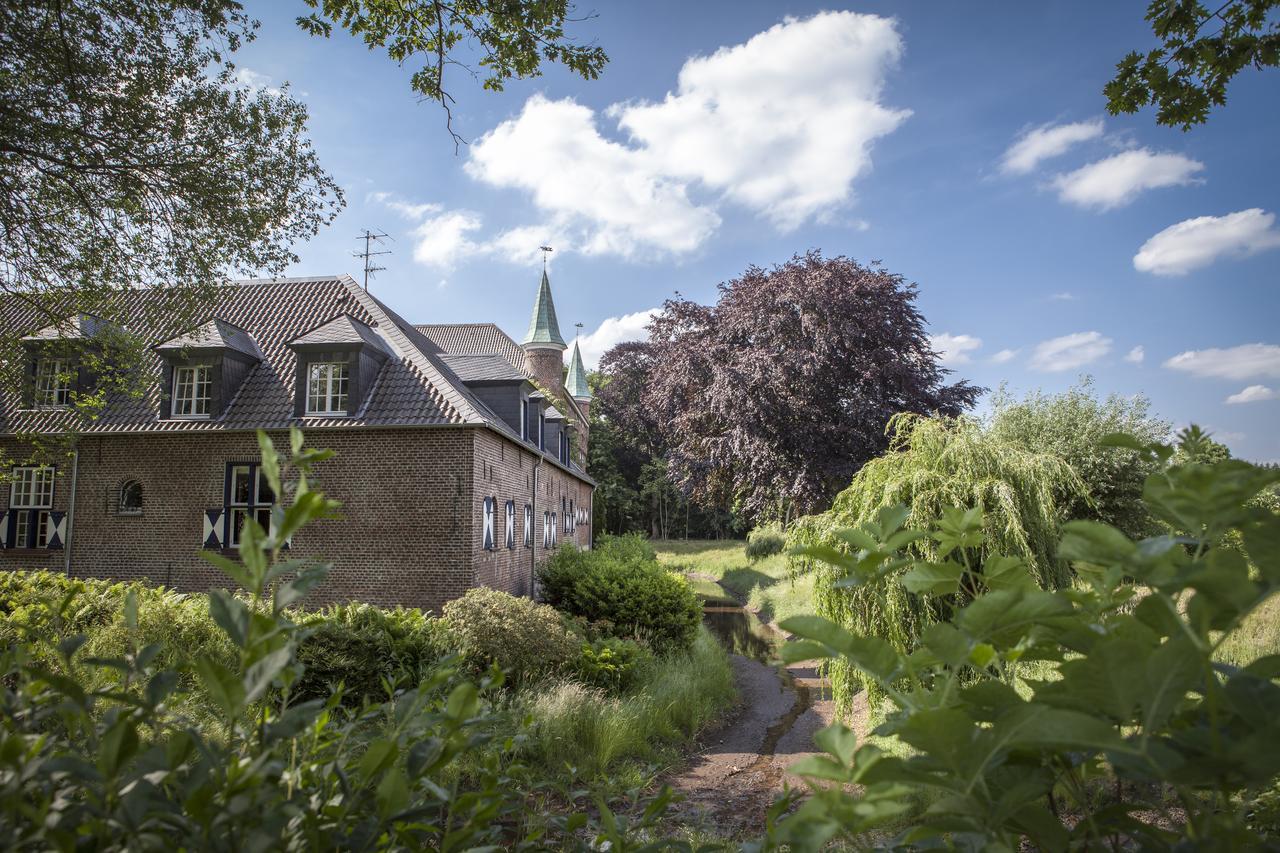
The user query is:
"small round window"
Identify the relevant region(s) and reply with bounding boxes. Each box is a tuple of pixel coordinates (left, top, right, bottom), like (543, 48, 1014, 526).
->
(119, 480, 143, 515)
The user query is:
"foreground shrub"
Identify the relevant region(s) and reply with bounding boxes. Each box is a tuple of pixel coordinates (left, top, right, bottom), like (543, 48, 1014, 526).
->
(517, 626, 733, 779)
(745, 524, 786, 561)
(539, 543, 701, 654)
(293, 603, 455, 703)
(789, 412, 1085, 710)
(772, 430, 1280, 850)
(442, 586, 580, 684)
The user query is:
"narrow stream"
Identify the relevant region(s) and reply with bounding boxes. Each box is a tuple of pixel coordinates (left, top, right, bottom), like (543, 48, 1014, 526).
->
(698, 586, 814, 763)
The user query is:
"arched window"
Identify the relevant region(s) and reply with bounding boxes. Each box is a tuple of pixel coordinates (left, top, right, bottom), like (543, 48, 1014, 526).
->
(119, 480, 143, 515)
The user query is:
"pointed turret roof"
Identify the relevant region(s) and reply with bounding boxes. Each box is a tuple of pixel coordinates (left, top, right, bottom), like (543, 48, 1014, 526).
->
(522, 269, 566, 350)
(565, 339, 591, 400)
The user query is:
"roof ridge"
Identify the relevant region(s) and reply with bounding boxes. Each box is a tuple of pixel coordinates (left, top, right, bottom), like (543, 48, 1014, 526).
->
(343, 278, 489, 426)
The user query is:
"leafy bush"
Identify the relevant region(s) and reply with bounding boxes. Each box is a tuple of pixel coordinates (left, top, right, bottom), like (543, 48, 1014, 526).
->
(772, 429, 1280, 851)
(293, 603, 455, 703)
(441, 586, 580, 684)
(745, 524, 786, 561)
(539, 542, 701, 654)
(987, 378, 1170, 539)
(595, 531, 657, 563)
(789, 412, 1085, 709)
(572, 636, 652, 692)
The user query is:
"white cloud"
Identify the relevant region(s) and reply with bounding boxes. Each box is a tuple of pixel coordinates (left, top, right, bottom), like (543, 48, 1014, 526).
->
(990, 348, 1019, 364)
(1164, 343, 1280, 380)
(1226, 384, 1278, 404)
(1000, 119, 1103, 176)
(1049, 291, 1075, 301)
(405, 209, 484, 269)
(1125, 345, 1145, 364)
(1133, 208, 1280, 275)
(578, 309, 660, 368)
(1051, 148, 1204, 210)
(465, 11, 909, 258)
(233, 67, 283, 96)
(1030, 331, 1113, 372)
(930, 333, 982, 366)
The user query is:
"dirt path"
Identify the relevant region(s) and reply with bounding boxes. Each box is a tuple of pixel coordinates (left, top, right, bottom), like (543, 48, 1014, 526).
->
(664, 595, 869, 837)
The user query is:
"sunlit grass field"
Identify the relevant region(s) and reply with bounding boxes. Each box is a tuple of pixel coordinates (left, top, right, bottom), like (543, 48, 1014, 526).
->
(654, 539, 817, 627)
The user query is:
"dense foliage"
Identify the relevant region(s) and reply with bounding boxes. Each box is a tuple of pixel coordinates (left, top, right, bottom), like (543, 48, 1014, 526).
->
(1106, 0, 1279, 129)
(771, 431, 1280, 850)
(539, 534, 702, 654)
(987, 379, 1170, 539)
(442, 585, 582, 684)
(597, 251, 978, 527)
(0, 0, 341, 313)
(790, 413, 1085, 709)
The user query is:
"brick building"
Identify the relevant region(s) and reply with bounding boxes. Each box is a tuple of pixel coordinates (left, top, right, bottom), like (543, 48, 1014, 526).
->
(0, 273, 594, 613)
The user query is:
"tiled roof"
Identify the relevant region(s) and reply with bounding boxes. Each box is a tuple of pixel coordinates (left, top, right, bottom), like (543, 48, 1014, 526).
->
(544, 405, 564, 420)
(415, 322, 527, 371)
(440, 354, 526, 383)
(565, 339, 591, 400)
(522, 270, 566, 349)
(156, 318, 264, 360)
(0, 276, 594, 485)
(21, 313, 110, 341)
(289, 314, 392, 355)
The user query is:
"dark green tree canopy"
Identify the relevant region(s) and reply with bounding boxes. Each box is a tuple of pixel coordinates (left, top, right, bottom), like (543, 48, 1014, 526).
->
(1, 0, 342, 321)
(1106, 0, 1279, 129)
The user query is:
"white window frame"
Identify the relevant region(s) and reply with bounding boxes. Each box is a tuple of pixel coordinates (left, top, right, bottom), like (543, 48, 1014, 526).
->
(305, 361, 350, 416)
(9, 466, 54, 548)
(34, 358, 72, 408)
(226, 464, 274, 548)
(172, 364, 212, 418)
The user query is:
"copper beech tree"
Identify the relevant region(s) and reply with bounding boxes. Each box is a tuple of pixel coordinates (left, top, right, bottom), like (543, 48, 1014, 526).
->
(599, 251, 980, 524)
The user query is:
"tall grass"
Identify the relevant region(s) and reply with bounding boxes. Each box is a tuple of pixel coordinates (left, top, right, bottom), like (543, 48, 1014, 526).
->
(514, 625, 734, 780)
(789, 414, 1086, 712)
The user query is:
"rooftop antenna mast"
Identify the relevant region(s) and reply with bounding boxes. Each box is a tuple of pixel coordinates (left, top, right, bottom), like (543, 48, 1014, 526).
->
(354, 229, 392, 291)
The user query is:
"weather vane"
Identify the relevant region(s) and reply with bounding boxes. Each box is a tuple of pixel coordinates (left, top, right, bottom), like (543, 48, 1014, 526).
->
(575, 321, 583, 340)
(539, 245, 553, 269)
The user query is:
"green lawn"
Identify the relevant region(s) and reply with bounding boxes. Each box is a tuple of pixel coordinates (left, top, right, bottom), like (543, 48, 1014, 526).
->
(654, 539, 817, 627)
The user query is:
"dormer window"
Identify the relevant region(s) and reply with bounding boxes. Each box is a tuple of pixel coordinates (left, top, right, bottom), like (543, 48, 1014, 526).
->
(34, 358, 72, 408)
(172, 364, 213, 418)
(306, 362, 350, 415)
(287, 315, 391, 420)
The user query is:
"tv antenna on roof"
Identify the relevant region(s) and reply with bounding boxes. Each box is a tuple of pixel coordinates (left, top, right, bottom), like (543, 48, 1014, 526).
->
(539, 245, 553, 270)
(354, 229, 393, 291)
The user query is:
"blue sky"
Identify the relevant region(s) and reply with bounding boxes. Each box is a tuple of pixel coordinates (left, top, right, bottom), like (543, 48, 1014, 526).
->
(236, 2, 1279, 461)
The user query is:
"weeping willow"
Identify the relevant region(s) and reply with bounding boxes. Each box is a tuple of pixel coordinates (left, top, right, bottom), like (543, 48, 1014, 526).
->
(788, 413, 1088, 714)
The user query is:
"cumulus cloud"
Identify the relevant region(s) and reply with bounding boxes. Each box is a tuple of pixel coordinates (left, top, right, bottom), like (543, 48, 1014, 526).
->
(577, 309, 660, 368)
(1164, 343, 1280, 380)
(233, 67, 283, 96)
(1125, 345, 1145, 364)
(1000, 119, 1103, 175)
(406, 209, 484, 269)
(465, 11, 909, 258)
(990, 348, 1019, 364)
(1030, 331, 1112, 372)
(1049, 291, 1076, 301)
(1226, 384, 1277, 404)
(1133, 208, 1280, 275)
(1051, 148, 1204, 210)
(930, 333, 982, 366)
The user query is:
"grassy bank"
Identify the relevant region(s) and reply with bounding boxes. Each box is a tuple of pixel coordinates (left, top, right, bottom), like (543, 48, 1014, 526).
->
(654, 539, 816, 627)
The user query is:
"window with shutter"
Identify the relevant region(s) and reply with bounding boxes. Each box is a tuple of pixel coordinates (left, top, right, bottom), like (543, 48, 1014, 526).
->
(505, 500, 516, 549)
(482, 497, 495, 550)
(6, 466, 55, 549)
(524, 504, 533, 548)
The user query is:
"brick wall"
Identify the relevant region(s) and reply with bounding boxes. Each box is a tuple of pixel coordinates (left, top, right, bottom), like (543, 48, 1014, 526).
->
(0, 425, 593, 613)
(471, 428, 592, 600)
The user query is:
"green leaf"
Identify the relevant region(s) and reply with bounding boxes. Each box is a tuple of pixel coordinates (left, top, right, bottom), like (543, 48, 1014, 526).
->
(779, 639, 833, 664)
(97, 719, 139, 777)
(813, 723, 859, 767)
(921, 623, 970, 668)
(242, 645, 293, 705)
(780, 616, 901, 681)
(359, 738, 398, 780)
(376, 768, 409, 818)
(207, 589, 249, 648)
(445, 682, 479, 721)
(901, 561, 964, 596)
(956, 589, 1076, 648)
(193, 658, 245, 718)
(982, 555, 1037, 593)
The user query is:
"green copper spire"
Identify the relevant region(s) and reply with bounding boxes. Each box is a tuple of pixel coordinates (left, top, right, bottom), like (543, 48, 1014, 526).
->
(565, 339, 591, 400)
(522, 269, 566, 349)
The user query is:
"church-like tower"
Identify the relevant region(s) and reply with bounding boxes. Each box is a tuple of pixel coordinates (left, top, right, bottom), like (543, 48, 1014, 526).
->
(521, 269, 567, 395)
